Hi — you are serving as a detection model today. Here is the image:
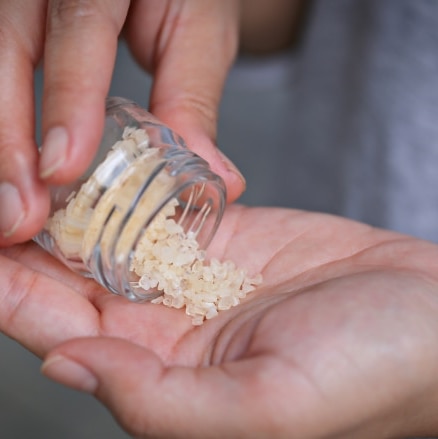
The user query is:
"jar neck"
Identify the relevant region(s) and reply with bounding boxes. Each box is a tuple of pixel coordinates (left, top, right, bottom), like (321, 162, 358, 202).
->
(85, 147, 226, 301)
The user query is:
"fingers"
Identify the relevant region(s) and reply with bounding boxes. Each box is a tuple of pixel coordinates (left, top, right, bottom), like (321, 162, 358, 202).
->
(42, 337, 267, 438)
(39, 0, 130, 184)
(0, 0, 131, 243)
(125, 0, 245, 202)
(0, 0, 50, 244)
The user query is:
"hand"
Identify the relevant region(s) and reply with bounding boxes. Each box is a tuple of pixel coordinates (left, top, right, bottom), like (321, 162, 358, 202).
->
(0, 0, 244, 245)
(1, 206, 438, 438)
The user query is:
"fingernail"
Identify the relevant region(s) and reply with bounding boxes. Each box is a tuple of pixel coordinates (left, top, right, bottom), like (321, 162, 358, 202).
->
(41, 355, 97, 394)
(217, 149, 246, 186)
(0, 182, 25, 237)
(39, 127, 69, 179)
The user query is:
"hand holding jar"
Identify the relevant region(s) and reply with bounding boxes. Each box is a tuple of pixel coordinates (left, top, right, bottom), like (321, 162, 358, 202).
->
(0, 0, 245, 245)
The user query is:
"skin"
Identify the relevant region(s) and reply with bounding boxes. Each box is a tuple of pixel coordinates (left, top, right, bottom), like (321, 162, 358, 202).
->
(0, 0, 308, 245)
(1, 205, 438, 438)
(2, 1, 437, 437)
(0, 0, 244, 245)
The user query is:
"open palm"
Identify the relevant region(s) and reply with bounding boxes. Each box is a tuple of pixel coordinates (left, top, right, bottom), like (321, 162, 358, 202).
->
(1, 205, 438, 439)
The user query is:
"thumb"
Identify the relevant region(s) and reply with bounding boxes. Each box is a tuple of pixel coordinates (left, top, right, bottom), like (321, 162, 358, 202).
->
(41, 337, 254, 438)
(124, 0, 246, 203)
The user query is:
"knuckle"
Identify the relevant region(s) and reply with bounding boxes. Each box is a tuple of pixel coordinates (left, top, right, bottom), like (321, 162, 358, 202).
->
(0, 14, 22, 53)
(49, 0, 102, 29)
(0, 1, 46, 59)
(44, 75, 102, 104)
(177, 92, 218, 124)
(155, 92, 218, 140)
(179, 92, 218, 137)
(0, 3, 16, 48)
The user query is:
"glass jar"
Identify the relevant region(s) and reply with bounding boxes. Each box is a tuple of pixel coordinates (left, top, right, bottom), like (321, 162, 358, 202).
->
(35, 97, 226, 302)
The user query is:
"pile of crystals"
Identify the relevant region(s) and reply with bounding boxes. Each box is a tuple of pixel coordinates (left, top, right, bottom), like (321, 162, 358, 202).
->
(130, 199, 262, 325)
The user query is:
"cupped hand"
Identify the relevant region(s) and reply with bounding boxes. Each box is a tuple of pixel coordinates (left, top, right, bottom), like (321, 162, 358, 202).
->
(0, 0, 243, 245)
(1, 206, 438, 439)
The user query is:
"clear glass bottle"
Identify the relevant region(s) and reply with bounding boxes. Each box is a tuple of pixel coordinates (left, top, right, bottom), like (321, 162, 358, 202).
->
(35, 97, 226, 302)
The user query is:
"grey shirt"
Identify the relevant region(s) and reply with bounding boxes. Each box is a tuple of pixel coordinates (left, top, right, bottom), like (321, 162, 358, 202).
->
(219, 0, 438, 243)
